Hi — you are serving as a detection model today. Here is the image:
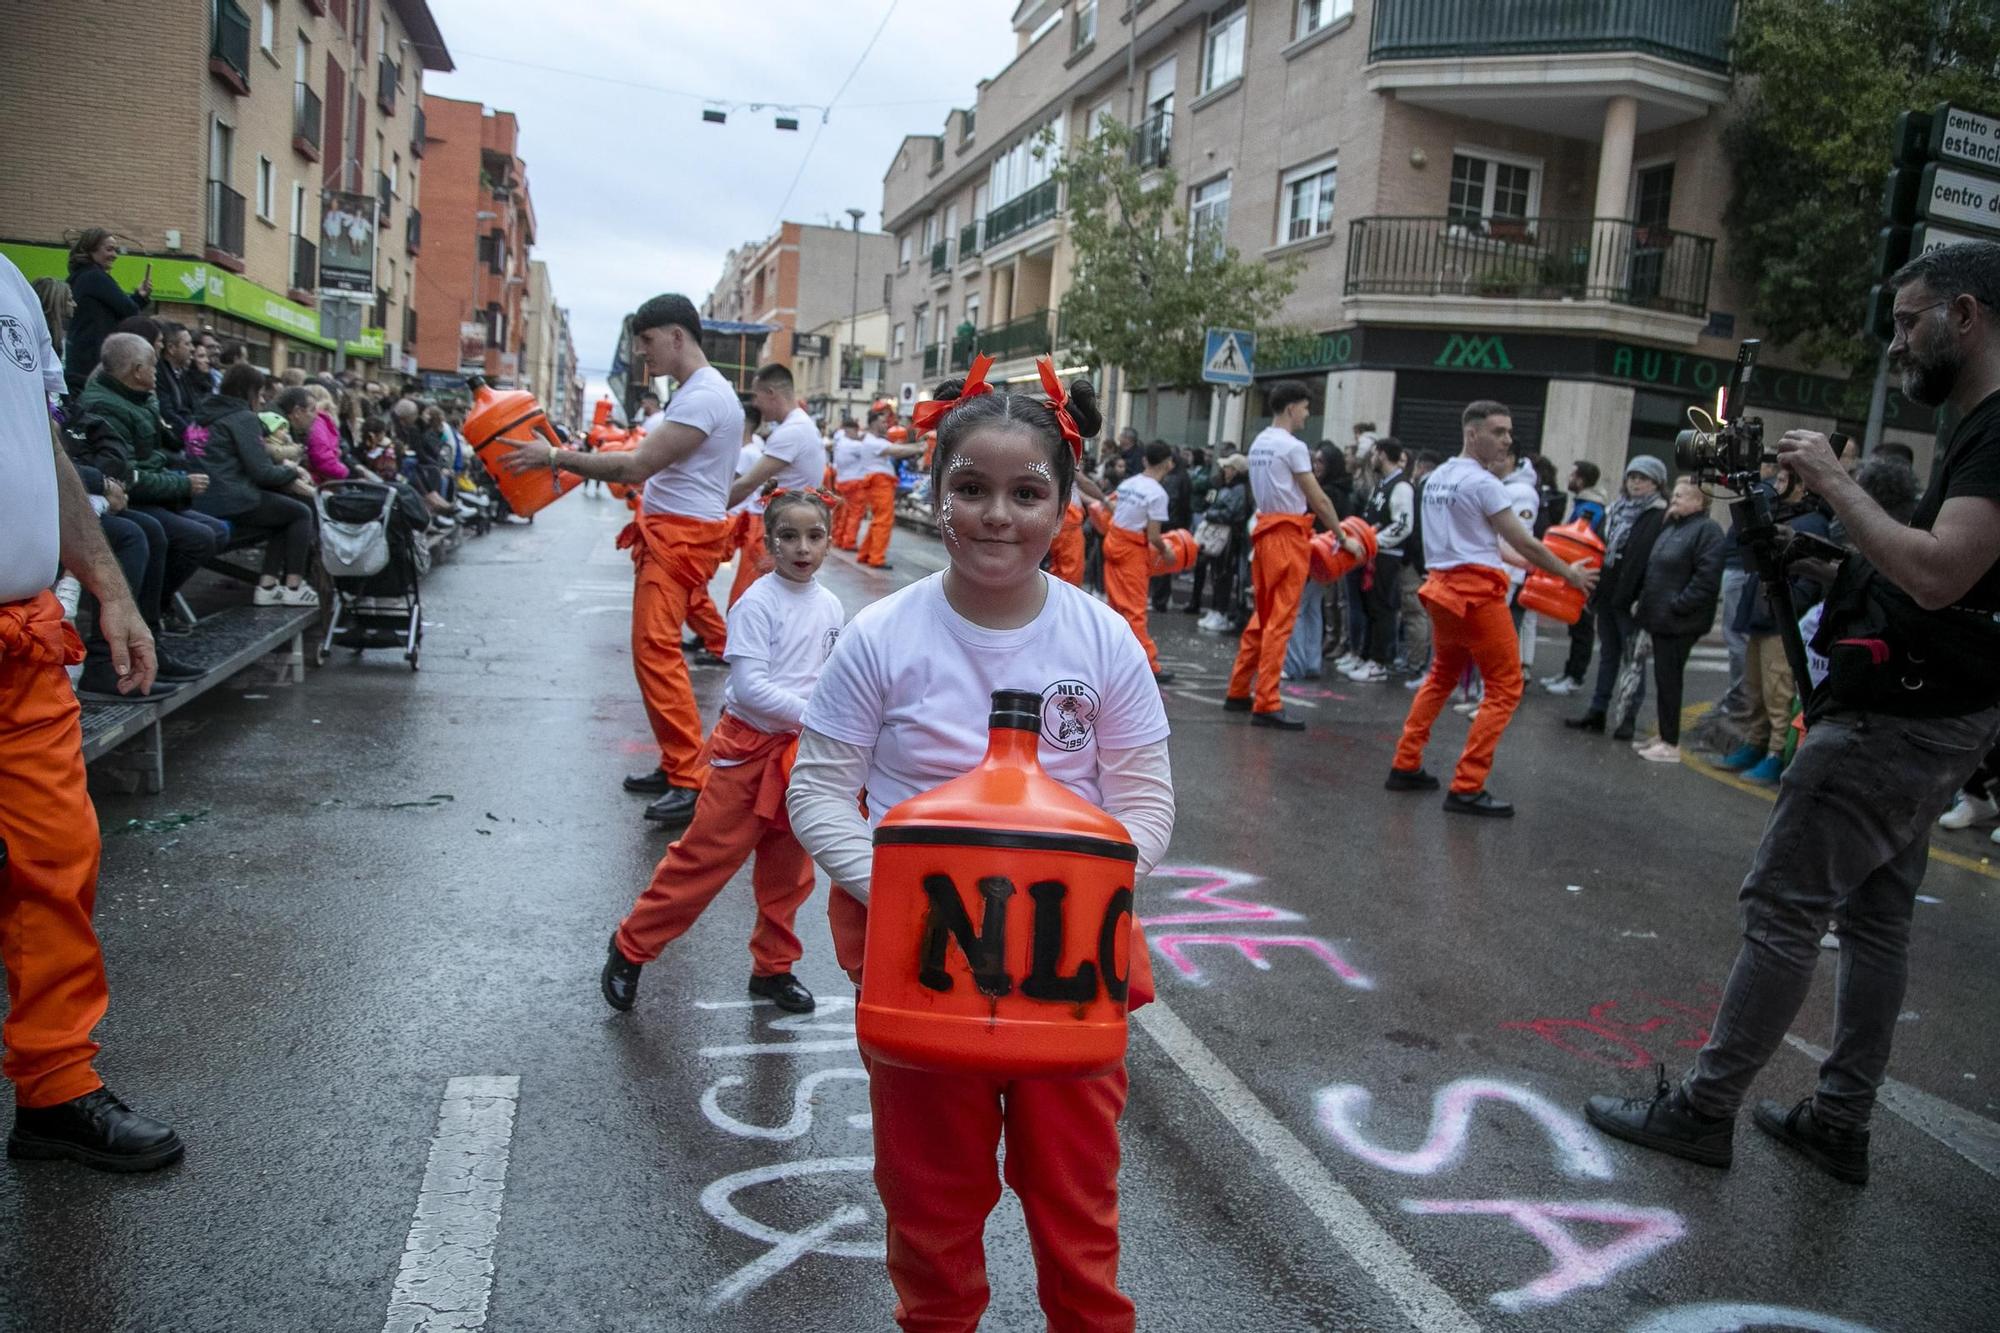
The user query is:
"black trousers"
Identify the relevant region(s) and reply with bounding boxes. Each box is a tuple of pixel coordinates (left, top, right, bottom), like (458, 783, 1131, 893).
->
(1652, 632, 1699, 744)
(1364, 551, 1403, 664)
(132, 504, 221, 602)
(1564, 607, 1596, 682)
(229, 491, 315, 578)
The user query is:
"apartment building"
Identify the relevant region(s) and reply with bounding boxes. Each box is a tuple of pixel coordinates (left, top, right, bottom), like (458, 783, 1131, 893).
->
(879, 0, 1934, 483)
(791, 309, 891, 425)
(412, 96, 536, 387)
(701, 221, 898, 374)
(0, 0, 450, 380)
(522, 258, 583, 429)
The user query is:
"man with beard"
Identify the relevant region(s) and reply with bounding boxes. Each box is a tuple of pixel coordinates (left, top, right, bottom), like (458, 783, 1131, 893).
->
(1587, 241, 2000, 1187)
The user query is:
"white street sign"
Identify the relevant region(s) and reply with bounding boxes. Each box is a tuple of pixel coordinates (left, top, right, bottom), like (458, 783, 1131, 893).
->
(1917, 163, 2000, 237)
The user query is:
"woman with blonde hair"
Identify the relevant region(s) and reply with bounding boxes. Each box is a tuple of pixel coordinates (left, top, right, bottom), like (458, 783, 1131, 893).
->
(30, 277, 74, 363)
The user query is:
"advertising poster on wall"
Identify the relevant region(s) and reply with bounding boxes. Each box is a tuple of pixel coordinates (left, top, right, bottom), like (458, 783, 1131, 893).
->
(319, 191, 378, 296)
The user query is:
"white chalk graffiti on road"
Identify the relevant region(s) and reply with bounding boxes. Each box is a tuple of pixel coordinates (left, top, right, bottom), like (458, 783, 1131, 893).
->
(1402, 1198, 1684, 1311)
(1316, 1078, 1615, 1180)
(1625, 1303, 1881, 1333)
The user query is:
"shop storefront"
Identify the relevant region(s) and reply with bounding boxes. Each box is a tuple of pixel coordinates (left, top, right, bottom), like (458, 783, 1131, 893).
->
(1, 242, 383, 375)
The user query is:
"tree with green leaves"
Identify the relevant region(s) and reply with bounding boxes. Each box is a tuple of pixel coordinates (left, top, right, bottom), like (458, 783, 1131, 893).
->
(1726, 0, 1999, 379)
(1052, 120, 1306, 435)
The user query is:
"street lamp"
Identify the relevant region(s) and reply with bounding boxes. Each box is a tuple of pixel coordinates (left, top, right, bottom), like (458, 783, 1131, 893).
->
(846, 206, 865, 417)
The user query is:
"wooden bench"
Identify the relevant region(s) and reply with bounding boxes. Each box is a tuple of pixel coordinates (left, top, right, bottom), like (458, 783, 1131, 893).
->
(80, 604, 318, 794)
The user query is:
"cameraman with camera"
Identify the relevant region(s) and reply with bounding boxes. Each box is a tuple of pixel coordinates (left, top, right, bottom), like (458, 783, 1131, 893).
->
(1587, 241, 2000, 1187)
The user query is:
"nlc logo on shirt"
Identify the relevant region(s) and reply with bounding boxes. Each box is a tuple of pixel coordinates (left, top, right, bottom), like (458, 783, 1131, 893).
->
(1041, 680, 1100, 752)
(0, 317, 36, 373)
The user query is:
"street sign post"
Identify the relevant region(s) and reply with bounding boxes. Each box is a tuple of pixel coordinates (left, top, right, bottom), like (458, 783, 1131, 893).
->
(1202, 327, 1255, 387)
(318, 296, 362, 375)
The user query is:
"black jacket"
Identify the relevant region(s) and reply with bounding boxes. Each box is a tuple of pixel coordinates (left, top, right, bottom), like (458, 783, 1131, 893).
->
(1635, 512, 1727, 638)
(155, 362, 200, 446)
(1593, 507, 1665, 616)
(192, 394, 297, 519)
(64, 259, 145, 384)
(1161, 466, 1192, 532)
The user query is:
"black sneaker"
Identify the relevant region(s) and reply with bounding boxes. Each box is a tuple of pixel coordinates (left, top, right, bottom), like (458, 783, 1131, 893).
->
(600, 936, 642, 1012)
(1612, 720, 1636, 741)
(153, 651, 206, 682)
(1222, 696, 1253, 712)
(1752, 1098, 1869, 1185)
(623, 767, 673, 794)
(1250, 711, 1306, 731)
(1384, 767, 1441, 792)
(1443, 789, 1513, 818)
(1584, 1065, 1733, 1168)
(76, 661, 182, 701)
(748, 971, 816, 1014)
(644, 787, 700, 825)
(1564, 711, 1607, 733)
(692, 650, 729, 668)
(9, 1087, 184, 1173)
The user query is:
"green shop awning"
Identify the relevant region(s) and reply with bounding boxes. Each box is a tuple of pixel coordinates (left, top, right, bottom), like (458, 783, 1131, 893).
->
(1, 241, 384, 358)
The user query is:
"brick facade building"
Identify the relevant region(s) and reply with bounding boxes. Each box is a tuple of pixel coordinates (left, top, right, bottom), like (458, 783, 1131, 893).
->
(411, 95, 536, 387)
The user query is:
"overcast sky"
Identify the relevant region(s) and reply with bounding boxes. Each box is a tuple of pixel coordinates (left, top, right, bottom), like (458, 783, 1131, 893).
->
(421, 0, 1020, 396)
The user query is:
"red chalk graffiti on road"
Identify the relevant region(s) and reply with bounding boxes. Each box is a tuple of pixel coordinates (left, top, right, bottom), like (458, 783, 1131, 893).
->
(1502, 990, 1720, 1070)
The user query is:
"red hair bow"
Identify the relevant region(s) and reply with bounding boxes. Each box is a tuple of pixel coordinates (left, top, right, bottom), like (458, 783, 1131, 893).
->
(910, 353, 996, 434)
(1035, 356, 1084, 464)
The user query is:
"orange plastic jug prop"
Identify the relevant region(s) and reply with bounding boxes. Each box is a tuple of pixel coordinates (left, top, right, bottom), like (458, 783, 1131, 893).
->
(887, 425, 909, 444)
(1308, 515, 1380, 582)
(1149, 528, 1197, 576)
(1517, 519, 1603, 624)
(859, 689, 1138, 1080)
(460, 378, 581, 519)
(602, 427, 641, 502)
(1086, 499, 1110, 536)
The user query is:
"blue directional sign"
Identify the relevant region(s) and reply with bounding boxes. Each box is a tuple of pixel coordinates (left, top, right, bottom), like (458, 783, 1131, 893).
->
(1202, 327, 1256, 387)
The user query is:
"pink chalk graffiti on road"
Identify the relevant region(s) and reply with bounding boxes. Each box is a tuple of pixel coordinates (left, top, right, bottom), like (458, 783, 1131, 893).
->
(1140, 865, 1373, 989)
(1402, 1198, 1685, 1311)
(1315, 1077, 1615, 1180)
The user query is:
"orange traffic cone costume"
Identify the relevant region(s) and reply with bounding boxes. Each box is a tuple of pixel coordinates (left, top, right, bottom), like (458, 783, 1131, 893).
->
(0, 593, 110, 1110)
(615, 565, 845, 973)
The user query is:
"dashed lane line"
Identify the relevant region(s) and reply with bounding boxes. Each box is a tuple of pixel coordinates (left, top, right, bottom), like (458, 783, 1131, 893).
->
(381, 1076, 521, 1333)
(1133, 1000, 1482, 1333)
(1783, 1036, 2000, 1180)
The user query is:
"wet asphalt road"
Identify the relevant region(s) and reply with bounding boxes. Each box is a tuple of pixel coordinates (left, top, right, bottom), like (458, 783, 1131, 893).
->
(2, 492, 1996, 1333)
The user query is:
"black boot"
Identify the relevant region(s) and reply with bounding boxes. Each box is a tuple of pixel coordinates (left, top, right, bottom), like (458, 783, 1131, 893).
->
(1384, 767, 1441, 792)
(1443, 789, 1514, 818)
(153, 651, 206, 681)
(9, 1087, 183, 1172)
(623, 767, 673, 794)
(644, 787, 700, 825)
(1565, 710, 1607, 733)
(600, 936, 642, 1012)
(1612, 719, 1635, 741)
(1584, 1065, 1733, 1168)
(748, 972, 816, 1013)
(1753, 1098, 1869, 1185)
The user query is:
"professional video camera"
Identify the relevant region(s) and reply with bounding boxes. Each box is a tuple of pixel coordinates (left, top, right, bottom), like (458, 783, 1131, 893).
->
(1674, 339, 1836, 709)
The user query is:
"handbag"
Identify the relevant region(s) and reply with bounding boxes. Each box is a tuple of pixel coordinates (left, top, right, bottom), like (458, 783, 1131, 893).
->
(1194, 519, 1231, 557)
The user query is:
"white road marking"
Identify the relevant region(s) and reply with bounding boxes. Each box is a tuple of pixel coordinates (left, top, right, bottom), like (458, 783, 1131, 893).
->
(1783, 1036, 2000, 1179)
(381, 1076, 521, 1333)
(1133, 1001, 1482, 1333)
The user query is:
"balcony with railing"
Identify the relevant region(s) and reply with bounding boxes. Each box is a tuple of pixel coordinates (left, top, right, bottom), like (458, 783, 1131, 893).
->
(293, 82, 322, 161)
(205, 180, 246, 266)
(411, 105, 427, 157)
(1368, 0, 1735, 72)
(1343, 215, 1716, 330)
(984, 179, 1060, 249)
(209, 0, 251, 93)
(923, 343, 943, 377)
(1132, 110, 1172, 171)
(406, 208, 422, 255)
(377, 56, 400, 114)
(968, 309, 1054, 365)
(958, 220, 983, 265)
(930, 240, 951, 276)
(290, 234, 317, 295)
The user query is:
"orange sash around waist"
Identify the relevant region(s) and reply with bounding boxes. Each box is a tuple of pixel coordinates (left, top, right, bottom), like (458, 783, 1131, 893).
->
(703, 711, 801, 825)
(1418, 564, 1511, 618)
(1251, 510, 1316, 541)
(616, 512, 735, 585)
(0, 592, 84, 668)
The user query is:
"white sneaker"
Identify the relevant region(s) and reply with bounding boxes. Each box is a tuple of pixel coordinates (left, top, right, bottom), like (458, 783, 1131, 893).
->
(1348, 661, 1389, 683)
(1638, 740, 1681, 763)
(1333, 653, 1360, 672)
(1405, 676, 1424, 691)
(1451, 700, 1481, 717)
(1820, 930, 1841, 950)
(280, 584, 321, 607)
(252, 584, 284, 606)
(1543, 676, 1580, 696)
(1938, 792, 1999, 830)
(1991, 825, 2000, 847)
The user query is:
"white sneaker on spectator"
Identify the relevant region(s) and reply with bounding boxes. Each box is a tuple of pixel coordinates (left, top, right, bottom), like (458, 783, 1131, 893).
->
(1405, 676, 1424, 691)
(280, 584, 321, 608)
(252, 584, 285, 606)
(1820, 930, 1841, 950)
(1333, 653, 1360, 673)
(1638, 739, 1681, 763)
(1544, 676, 1581, 696)
(1347, 661, 1389, 683)
(1938, 792, 1999, 829)
(1991, 825, 2000, 846)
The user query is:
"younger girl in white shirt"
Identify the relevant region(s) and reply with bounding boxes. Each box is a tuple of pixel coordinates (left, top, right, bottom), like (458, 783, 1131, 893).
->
(788, 354, 1174, 1332)
(601, 489, 845, 1016)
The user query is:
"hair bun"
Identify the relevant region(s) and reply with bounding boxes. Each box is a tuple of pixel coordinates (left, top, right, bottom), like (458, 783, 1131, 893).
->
(931, 378, 967, 402)
(1064, 376, 1104, 440)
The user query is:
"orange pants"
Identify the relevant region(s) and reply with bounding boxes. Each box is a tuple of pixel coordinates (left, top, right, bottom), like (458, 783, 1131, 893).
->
(625, 512, 735, 785)
(1393, 566, 1524, 794)
(833, 480, 866, 549)
(0, 593, 109, 1109)
(828, 887, 1138, 1332)
(1102, 526, 1159, 673)
(857, 473, 898, 566)
(1049, 504, 1085, 585)
(614, 714, 813, 974)
(1226, 513, 1315, 714)
(727, 512, 772, 608)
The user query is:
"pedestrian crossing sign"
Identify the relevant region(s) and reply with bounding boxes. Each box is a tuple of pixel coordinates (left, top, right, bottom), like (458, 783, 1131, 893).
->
(1202, 328, 1256, 386)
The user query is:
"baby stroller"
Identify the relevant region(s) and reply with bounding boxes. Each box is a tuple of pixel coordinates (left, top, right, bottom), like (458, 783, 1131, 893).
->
(317, 479, 430, 670)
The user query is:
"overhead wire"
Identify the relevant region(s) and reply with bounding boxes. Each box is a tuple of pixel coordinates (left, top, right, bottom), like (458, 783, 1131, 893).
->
(767, 0, 901, 228)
